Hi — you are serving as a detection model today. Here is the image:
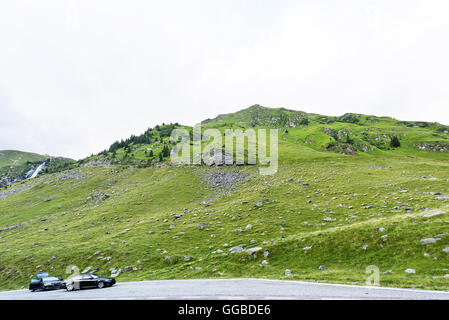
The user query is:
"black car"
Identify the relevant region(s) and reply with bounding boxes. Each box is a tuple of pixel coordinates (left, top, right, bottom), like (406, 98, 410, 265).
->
(29, 272, 66, 291)
(65, 274, 116, 291)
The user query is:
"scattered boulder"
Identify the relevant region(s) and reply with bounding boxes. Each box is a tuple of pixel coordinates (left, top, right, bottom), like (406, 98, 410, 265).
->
(119, 229, 130, 235)
(123, 266, 137, 273)
(229, 245, 245, 253)
(246, 247, 262, 255)
(110, 269, 121, 277)
(420, 238, 438, 245)
(82, 266, 93, 273)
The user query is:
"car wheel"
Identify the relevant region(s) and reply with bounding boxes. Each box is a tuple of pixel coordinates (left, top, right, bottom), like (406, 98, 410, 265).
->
(97, 281, 105, 289)
(66, 284, 74, 291)
(30, 289, 35, 292)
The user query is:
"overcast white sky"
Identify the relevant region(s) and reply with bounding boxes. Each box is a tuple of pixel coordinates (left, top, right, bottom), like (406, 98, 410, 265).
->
(1, 0, 449, 160)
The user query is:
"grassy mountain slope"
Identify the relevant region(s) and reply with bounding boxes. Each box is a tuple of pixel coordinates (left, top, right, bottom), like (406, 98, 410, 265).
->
(87, 105, 449, 167)
(0, 150, 47, 168)
(1, 106, 449, 291)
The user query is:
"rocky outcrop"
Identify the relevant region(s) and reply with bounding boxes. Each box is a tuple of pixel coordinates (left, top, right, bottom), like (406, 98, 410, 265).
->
(415, 142, 449, 152)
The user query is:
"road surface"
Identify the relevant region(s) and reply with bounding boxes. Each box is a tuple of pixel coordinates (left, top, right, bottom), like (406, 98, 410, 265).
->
(1, 279, 449, 300)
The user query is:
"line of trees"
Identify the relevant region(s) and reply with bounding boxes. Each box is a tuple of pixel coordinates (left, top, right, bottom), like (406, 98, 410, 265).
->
(107, 123, 178, 153)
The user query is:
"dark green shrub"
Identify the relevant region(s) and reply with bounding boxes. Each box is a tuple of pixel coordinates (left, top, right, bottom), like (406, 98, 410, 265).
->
(390, 136, 401, 148)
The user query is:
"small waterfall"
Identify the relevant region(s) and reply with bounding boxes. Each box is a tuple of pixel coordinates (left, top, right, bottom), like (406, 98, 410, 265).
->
(28, 162, 46, 179)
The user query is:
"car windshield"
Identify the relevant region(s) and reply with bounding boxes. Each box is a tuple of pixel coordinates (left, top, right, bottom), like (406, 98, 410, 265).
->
(90, 275, 98, 279)
(43, 277, 59, 282)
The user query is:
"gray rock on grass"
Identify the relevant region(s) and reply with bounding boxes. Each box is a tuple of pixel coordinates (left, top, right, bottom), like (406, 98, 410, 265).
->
(420, 238, 438, 245)
(229, 245, 245, 253)
(246, 247, 262, 255)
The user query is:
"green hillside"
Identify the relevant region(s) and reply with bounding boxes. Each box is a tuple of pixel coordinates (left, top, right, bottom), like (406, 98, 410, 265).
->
(0, 150, 75, 188)
(1, 105, 449, 291)
(84, 105, 449, 167)
(0, 150, 47, 168)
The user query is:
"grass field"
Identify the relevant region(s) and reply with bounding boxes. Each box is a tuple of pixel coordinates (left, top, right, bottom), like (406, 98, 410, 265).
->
(0, 150, 47, 168)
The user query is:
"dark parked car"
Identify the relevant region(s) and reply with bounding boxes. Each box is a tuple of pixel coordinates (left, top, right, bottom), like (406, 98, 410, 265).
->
(29, 272, 66, 291)
(65, 274, 116, 291)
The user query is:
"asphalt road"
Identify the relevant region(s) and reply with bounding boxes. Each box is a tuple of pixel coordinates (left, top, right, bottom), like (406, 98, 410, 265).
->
(1, 279, 449, 300)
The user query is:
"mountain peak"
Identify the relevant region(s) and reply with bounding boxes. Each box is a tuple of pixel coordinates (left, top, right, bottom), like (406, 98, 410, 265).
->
(201, 104, 308, 128)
